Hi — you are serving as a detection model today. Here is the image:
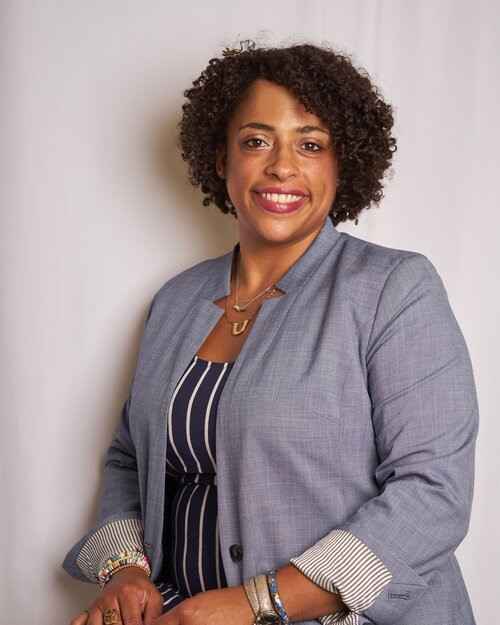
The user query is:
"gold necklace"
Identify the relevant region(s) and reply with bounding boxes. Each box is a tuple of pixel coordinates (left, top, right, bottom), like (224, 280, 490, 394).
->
(224, 248, 278, 336)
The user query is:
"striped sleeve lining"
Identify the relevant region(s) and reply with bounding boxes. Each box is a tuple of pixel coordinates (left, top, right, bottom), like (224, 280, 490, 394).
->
(289, 529, 392, 624)
(76, 517, 145, 582)
(318, 610, 359, 625)
(156, 580, 186, 613)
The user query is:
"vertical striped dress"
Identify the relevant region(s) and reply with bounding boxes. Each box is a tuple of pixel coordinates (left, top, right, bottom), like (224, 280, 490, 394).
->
(154, 353, 235, 613)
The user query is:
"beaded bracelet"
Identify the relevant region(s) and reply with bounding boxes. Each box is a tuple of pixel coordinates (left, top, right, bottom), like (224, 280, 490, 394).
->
(97, 550, 151, 588)
(265, 569, 290, 625)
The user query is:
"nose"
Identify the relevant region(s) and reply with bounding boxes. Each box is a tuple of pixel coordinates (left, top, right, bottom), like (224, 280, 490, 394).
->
(264, 142, 299, 180)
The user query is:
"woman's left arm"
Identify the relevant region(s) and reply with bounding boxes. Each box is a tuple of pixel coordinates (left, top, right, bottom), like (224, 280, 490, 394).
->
(276, 254, 480, 624)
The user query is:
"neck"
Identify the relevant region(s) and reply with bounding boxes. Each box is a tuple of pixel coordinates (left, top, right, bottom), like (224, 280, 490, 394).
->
(232, 226, 322, 297)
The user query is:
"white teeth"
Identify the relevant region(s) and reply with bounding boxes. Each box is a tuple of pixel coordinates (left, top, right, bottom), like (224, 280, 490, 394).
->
(260, 192, 304, 203)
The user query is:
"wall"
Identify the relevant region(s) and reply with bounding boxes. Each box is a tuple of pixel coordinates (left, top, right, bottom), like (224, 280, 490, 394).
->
(1, 1, 497, 623)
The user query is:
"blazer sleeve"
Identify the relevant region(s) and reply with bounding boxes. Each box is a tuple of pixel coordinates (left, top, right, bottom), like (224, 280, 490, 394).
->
(289, 254, 479, 625)
(60, 392, 149, 584)
(61, 295, 177, 592)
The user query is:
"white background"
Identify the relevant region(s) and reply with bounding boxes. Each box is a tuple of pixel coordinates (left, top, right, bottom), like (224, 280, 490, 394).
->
(2, 2, 498, 624)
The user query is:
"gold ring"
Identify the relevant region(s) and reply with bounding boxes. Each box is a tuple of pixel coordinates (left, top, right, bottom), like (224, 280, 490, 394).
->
(103, 607, 121, 625)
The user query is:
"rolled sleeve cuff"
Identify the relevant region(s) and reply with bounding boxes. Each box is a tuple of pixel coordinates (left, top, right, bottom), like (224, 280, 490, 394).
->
(76, 517, 146, 583)
(290, 529, 392, 624)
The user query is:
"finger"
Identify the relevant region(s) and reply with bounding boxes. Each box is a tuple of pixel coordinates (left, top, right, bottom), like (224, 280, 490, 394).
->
(143, 589, 162, 625)
(86, 605, 104, 625)
(87, 599, 121, 625)
(118, 588, 144, 625)
(69, 611, 90, 625)
(137, 588, 147, 611)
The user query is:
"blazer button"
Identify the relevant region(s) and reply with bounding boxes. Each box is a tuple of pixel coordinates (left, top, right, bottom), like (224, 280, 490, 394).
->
(229, 543, 243, 562)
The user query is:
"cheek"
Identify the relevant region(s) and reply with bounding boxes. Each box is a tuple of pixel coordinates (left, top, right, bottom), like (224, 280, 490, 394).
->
(308, 161, 336, 193)
(305, 163, 335, 195)
(226, 157, 257, 194)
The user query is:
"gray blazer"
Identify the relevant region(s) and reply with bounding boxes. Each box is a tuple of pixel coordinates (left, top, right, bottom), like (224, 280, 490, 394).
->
(62, 217, 479, 625)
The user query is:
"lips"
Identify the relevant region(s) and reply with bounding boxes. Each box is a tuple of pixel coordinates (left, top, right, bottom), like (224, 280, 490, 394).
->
(253, 186, 308, 197)
(252, 190, 309, 214)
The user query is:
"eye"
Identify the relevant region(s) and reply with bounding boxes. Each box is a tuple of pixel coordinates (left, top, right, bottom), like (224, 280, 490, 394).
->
(243, 137, 269, 149)
(302, 141, 322, 152)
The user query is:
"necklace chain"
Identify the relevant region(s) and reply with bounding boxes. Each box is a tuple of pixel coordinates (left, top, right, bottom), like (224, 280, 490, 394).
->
(223, 248, 278, 336)
(233, 249, 277, 311)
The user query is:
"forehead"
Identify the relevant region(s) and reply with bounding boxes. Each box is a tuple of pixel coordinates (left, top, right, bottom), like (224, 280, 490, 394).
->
(229, 78, 326, 129)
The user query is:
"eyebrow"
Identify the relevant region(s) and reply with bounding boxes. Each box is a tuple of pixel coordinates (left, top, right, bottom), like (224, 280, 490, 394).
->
(238, 122, 330, 136)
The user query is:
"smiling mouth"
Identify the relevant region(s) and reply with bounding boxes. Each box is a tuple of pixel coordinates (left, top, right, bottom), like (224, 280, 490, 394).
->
(252, 191, 309, 214)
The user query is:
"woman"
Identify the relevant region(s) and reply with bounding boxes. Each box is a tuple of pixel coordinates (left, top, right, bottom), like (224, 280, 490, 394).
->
(64, 41, 479, 625)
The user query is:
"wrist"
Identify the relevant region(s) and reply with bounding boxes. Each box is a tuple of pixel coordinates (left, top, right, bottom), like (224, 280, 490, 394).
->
(275, 564, 345, 622)
(238, 585, 257, 625)
(266, 569, 290, 624)
(97, 550, 151, 588)
(108, 564, 150, 581)
(243, 574, 282, 625)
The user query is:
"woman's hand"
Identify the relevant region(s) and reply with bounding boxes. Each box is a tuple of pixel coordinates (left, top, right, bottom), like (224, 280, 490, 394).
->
(153, 585, 254, 625)
(69, 566, 163, 625)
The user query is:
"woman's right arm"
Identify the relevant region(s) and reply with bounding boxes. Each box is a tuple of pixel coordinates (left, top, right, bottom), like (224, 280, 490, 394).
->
(65, 393, 188, 624)
(64, 296, 186, 623)
(65, 393, 169, 625)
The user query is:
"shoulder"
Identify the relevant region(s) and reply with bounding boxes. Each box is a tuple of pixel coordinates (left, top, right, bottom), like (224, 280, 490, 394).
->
(145, 250, 229, 321)
(337, 231, 444, 293)
(156, 254, 222, 297)
(337, 232, 454, 357)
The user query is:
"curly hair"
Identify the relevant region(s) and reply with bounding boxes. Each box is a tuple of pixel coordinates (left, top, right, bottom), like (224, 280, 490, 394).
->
(178, 39, 397, 227)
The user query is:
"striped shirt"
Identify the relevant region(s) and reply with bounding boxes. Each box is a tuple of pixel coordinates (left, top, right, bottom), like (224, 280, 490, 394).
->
(154, 354, 233, 612)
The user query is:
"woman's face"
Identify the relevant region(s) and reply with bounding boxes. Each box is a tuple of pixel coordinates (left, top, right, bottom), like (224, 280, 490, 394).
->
(216, 78, 339, 247)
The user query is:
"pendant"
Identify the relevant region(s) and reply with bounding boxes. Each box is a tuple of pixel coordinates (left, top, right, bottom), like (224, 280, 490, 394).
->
(231, 320, 249, 336)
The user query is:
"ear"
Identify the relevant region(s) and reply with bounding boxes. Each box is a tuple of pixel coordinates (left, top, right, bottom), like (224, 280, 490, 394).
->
(215, 144, 226, 179)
